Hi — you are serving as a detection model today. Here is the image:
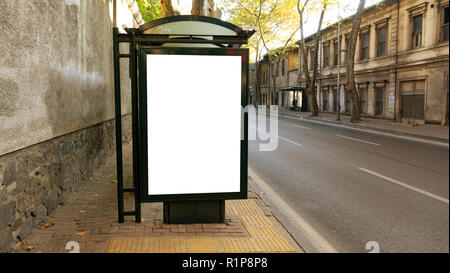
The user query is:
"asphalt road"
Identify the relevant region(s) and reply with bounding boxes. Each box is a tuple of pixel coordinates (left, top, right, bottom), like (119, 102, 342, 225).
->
(248, 113, 449, 253)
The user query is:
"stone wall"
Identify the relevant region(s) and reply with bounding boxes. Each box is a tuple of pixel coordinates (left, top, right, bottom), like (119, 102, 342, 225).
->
(0, 0, 142, 252)
(0, 115, 132, 252)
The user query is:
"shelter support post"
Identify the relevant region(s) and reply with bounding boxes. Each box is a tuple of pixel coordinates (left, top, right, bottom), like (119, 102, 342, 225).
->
(113, 27, 141, 223)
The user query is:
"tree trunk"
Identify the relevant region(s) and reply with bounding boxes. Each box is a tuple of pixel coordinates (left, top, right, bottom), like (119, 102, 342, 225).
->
(191, 0, 221, 18)
(271, 57, 282, 106)
(298, 2, 315, 114)
(310, 6, 327, 116)
(346, 0, 365, 123)
(255, 63, 261, 107)
(160, 0, 180, 17)
(191, 0, 206, 15)
(206, 0, 222, 18)
(254, 45, 261, 107)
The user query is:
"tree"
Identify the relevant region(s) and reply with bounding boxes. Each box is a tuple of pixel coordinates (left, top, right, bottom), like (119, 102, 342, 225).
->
(226, 0, 299, 106)
(297, 0, 329, 116)
(346, 0, 365, 123)
(149, 0, 221, 18)
(268, 43, 299, 106)
(136, 0, 162, 21)
(266, 0, 299, 106)
(309, 2, 327, 116)
(297, 0, 312, 111)
(160, 0, 180, 17)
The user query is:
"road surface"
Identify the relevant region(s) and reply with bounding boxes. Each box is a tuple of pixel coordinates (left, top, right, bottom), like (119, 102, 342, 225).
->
(248, 113, 449, 253)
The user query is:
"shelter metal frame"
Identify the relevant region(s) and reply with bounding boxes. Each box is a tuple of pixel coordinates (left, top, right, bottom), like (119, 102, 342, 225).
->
(112, 16, 255, 223)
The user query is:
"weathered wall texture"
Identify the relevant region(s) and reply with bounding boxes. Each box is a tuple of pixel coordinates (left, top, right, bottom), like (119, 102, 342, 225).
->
(281, 0, 449, 123)
(0, 116, 132, 252)
(0, 0, 141, 252)
(0, 0, 136, 156)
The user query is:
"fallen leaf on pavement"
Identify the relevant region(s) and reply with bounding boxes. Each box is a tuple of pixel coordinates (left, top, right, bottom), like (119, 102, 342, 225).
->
(39, 221, 54, 229)
(93, 193, 100, 197)
(43, 221, 54, 228)
(76, 231, 87, 236)
(26, 246, 35, 251)
(79, 210, 86, 213)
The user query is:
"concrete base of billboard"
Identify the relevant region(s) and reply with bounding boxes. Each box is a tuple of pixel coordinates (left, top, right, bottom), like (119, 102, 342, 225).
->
(163, 200, 225, 224)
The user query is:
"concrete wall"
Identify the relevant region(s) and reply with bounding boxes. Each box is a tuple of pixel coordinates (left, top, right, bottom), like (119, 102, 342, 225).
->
(0, 0, 137, 156)
(0, 0, 141, 252)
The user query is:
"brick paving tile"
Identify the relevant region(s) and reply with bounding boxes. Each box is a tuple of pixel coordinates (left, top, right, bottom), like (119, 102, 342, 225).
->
(14, 143, 303, 253)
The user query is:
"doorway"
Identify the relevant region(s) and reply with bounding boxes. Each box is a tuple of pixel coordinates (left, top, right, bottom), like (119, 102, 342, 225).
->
(400, 80, 425, 125)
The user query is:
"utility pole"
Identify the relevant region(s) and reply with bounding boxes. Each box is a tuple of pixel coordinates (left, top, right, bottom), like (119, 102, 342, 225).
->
(336, 0, 341, 121)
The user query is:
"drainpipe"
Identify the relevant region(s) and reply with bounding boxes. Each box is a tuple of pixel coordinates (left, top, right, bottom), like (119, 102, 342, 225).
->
(336, 0, 341, 120)
(394, 0, 400, 122)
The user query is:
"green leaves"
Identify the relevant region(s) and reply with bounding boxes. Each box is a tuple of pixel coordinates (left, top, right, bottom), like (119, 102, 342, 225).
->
(223, 0, 300, 61)
(136, 0, 162, 22)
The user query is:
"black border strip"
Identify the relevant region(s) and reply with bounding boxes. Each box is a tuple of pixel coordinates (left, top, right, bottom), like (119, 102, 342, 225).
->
(139, 47, 249, 202)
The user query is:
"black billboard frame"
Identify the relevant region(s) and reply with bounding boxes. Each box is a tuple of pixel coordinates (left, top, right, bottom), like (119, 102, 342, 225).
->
(138, 46, 249, 203)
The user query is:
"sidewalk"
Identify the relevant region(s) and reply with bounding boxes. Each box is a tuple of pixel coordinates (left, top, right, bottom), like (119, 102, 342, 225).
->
(14, 142, 302, 253)
(276, 108, 449, 142)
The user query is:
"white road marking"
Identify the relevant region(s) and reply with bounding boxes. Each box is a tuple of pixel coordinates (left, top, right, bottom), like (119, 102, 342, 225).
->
(251, 126, 303, 147)
(336, 135, 380, 146)
(279, 136, 303, 147)
(358, 168, 449, 205)
(279, 114, 449, 148)
(294, 124, 311, 130)
(248, 168, 338, 253)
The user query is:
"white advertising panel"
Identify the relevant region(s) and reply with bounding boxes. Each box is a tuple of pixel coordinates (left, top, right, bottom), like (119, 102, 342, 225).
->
(146, 53, 242, 196)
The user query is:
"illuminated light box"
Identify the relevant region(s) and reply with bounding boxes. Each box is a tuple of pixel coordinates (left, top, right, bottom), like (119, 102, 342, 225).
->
(138, 47, 248, 202)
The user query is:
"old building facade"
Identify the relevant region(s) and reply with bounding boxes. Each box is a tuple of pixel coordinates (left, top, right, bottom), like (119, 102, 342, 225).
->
(252, 49, 300, 107)
(256, 0, 449, 125)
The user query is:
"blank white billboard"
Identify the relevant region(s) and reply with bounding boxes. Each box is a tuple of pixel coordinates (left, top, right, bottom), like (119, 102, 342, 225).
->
(146, 54, 242, 196)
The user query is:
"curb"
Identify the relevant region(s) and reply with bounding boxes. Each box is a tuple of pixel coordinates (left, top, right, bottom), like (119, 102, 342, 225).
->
(278, 112, 449, 146)
(248, 168, 338, 253)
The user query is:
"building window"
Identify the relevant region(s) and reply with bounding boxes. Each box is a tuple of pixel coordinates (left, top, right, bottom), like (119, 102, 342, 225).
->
(442, 6, 449, 42)
(333, 41, 339, 66)
(309, 49, 315, 71)
(346, 91, 352, 113)
(344, 36, 349, 64)
(323, 44, 330, 68)
(412, 15, 423, 48)
(332, 86, 338, 112)
(360, 32, 369, 60)
(359, 85, 368, 114)
(282, 60, 285, 76)
(400, 80, 425, 120)
(377, 26, 387, 57)
(375, 87, 385, 115)
(323, 88, 329, 111)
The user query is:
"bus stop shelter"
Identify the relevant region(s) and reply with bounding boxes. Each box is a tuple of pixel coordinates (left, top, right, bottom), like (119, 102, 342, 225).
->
(279, 87, 308, 112)
(113, 15, 254, 224)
